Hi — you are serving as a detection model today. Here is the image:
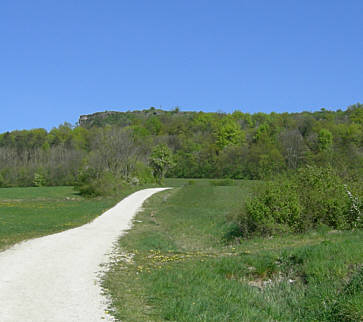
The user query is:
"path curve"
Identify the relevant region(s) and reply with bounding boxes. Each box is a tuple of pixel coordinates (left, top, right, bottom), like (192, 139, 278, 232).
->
(0, 188, 169, 322)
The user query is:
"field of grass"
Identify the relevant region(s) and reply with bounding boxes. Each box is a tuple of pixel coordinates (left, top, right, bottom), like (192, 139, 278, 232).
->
(103, 180, 363, 321)
(0, 186, 139, 251)
(0, 180, 203, 251)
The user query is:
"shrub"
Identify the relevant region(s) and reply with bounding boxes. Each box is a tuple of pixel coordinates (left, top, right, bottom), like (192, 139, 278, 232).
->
(229, 166, 361, 238)
(74, 169, 129, 197)
(17, 167, 33, 187)
(149, 144, 174, 184)
(245, 180, 302, 236)
(295, 166, 350, 229)
(0, 169, 10, 187)
(133, 162, 155, 184)
(33, 172, 46, 187)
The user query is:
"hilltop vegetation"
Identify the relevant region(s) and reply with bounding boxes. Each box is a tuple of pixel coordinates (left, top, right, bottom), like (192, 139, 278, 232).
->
(0, 104, 362, 191)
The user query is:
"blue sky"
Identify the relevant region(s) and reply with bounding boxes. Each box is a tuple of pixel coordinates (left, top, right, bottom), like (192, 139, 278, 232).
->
(0, 0, 362, 132)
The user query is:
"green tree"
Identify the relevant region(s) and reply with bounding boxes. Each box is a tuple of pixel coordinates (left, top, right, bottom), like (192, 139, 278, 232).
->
(318, 128, 333, 151)
(348, 103, 363, 124)
(33, 172, 46, 187)
(149, 144, 174, 184)
(145, 116, 162, 135)
(215, 120, 245, 150)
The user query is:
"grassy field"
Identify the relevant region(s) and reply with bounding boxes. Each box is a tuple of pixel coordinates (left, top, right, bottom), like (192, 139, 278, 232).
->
(103, 180, 363, 321)
(0, 186, 138, 251)
(0, 180, 206, 251)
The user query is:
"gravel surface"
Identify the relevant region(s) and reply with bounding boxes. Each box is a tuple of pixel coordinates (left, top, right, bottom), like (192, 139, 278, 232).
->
(0, 188, 169, 322)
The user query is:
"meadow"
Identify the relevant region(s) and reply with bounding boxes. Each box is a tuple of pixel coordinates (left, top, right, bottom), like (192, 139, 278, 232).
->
(0, 186, 132, 250)
(0, 180, 191, 251)
(0, 180, 361, 321)
(103, 180, 363, 321)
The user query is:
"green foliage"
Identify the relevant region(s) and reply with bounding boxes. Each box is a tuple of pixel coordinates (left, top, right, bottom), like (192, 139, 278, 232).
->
(256, 147, 286, 179)
(245, 144, 286, 179)
(74, 168, 130, 197)
(132, 162, 155, 184)
(149, 144, 174, 184)
(145, 116, 162, 135)
(215, 119, 245, 150)
(0, 104, 362, 189)
(231, 166, 361, 238)
(243, 181, 302, 236)
(74, 168, 100, 196)
(348, 102, 363, 124)
(318, 128, 333, 151)
(254, 123, 272, 144)
(33, 172, 46, 187)
(130, 125, 150, 138)
(296, 166, 354, 229)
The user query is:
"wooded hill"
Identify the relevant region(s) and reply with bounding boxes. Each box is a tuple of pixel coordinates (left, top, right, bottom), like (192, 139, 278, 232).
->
(0, 103, 362, 188)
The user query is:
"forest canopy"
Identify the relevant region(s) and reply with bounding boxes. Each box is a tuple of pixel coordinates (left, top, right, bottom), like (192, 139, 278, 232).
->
(0, 103, 362, 191)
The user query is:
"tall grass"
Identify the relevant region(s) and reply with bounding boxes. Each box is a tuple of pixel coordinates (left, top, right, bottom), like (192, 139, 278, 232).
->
(102, 182, 363, 321)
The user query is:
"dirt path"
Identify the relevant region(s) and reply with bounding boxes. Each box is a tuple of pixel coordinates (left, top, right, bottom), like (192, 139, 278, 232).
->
(0, 188, 169, 322)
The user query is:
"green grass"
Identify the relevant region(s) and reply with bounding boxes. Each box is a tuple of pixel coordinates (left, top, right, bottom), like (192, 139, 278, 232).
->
(103, 182, 363, 321)
(0, 186, 139, 250)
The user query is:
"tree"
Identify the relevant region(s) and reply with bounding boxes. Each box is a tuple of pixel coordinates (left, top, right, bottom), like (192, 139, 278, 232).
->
(279, 129, 306, 169)
(215, 121, 245, 150)
(145, 116, 162, 135)
(89, 127, 139, 179)
(149, 144, 174, 184)
(318, 128, 333, 151)
(33, 172, 46, 187)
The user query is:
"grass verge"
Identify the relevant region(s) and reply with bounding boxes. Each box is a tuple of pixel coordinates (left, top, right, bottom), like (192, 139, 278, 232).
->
(0, 185, 145, 251)
(103, 181, 363, 321)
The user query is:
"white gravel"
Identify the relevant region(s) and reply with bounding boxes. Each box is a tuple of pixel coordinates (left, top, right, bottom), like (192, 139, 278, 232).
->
(0, 188, 169, 322)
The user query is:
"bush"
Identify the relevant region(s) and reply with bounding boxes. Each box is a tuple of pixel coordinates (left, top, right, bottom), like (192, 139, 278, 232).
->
(229, 166, 362, 238)
(74, 169, 129, 197)
(33, 172, 46, 187)
(149, 144, 174, 184)
(297, 166, 352, 229)
(132, 162, 155, 184)
(244, 180, 302, 236)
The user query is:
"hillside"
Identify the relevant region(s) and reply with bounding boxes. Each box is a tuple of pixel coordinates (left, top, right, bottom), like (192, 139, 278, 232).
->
(0, 104, 362, 188)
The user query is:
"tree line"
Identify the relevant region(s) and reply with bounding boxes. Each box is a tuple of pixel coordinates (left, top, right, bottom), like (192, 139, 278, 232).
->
(0, 103, 362, 191)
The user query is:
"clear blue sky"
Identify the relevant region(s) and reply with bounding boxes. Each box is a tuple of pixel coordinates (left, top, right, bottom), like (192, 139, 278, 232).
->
(1, 0, 362, 132)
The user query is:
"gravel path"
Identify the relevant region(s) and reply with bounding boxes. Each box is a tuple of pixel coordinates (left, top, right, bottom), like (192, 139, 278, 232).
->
(0, 188, 169, 322)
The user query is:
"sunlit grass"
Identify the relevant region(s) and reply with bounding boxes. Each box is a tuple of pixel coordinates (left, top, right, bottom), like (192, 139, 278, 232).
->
(103, 182, 363, 321)
(0, 186, 134, 250)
